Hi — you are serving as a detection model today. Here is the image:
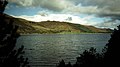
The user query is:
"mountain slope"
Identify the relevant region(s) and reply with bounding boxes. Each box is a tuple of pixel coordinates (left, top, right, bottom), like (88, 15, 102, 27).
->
(3, 14, 112, 34)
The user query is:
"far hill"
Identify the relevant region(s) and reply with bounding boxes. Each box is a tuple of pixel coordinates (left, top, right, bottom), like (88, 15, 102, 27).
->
(3, 14, 112, 34)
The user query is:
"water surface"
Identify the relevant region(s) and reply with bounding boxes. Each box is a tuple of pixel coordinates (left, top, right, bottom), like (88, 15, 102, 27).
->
(16, 33, 110, 67)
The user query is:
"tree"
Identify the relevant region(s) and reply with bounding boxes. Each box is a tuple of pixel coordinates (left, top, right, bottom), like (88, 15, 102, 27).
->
(57, 25, 120, 67)
(0, 0, 29, 67)
(104, 25, 120, 67)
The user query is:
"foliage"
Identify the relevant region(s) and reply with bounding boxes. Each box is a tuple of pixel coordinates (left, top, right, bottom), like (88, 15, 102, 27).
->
(2, 15, 112, 34)
(103, 25, 120, 66)
(57, 25, 120, 67)
(0, 0, 29, 67)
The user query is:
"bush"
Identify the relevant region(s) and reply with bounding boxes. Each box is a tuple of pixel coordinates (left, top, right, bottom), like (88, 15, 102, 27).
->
(0, 0, 29, 67)
(57, 25, 120, 67)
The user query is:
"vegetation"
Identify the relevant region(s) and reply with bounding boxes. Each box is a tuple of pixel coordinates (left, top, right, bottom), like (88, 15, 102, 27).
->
(0, 0, 29, 67)
(57, 25, 120, 67)
(0, 1, 117, 67)
(3, 15, 112, 34)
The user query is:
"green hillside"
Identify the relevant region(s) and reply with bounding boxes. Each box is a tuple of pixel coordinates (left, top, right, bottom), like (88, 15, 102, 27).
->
(3, 14, 112, 34)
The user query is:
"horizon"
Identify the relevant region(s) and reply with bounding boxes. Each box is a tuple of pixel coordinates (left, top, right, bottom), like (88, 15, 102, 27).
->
(1, 1, 119, 67)
(4, 0, 120, 29)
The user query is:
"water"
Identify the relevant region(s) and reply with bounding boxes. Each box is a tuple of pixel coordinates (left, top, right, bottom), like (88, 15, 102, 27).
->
(16, 33, 111, 67)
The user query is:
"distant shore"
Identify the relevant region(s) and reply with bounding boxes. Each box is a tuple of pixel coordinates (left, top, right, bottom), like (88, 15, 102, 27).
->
(20, 32, 112, 36)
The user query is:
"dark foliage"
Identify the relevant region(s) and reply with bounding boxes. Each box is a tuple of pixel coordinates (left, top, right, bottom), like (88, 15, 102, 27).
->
(57, 25, 120, 67)
(103, 25, 120, 67)
(57, 47, 103, 67)
(0, 0, 29, 67)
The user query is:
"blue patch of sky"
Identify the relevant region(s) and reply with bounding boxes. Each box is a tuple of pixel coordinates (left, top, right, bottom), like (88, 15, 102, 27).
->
(4, 3, 111, 24)
(77, 14, 107, 23)
(90, 17, 105, 23)
(4, 3, 43, 16)
(67, 13, 108, 24)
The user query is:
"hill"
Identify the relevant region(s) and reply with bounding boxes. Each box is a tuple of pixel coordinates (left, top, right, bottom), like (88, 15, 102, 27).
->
(3, 14, 112, 34)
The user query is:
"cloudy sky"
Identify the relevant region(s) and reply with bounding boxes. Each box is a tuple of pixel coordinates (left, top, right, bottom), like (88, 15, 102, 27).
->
(4, 0, 120, 29)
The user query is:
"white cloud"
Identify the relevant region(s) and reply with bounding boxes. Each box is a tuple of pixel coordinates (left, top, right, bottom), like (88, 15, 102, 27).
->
(63, 4, 100, 14)
(9, 0, 73, 11)
(8, 0, 120, 29)
(12, 13, 120, 29)
(19, 0, 33, 6)
(8, 0, 120, 15)
(13, 14, 98, 26)
(94, 19, 120, 29)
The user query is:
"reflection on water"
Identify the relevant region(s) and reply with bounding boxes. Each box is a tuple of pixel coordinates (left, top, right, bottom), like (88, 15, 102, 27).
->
(16, 34, 110, 67)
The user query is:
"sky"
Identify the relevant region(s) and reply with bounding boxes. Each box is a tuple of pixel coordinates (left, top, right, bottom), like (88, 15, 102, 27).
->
(4, 0, 120, 29)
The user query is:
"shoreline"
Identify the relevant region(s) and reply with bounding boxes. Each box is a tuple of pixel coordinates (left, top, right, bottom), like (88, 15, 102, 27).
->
(20, 32, 112, 36)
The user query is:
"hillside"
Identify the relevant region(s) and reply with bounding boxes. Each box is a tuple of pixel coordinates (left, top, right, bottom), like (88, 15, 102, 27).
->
(3, 14, 112, 34)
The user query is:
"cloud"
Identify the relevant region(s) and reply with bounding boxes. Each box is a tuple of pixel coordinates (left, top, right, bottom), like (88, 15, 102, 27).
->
(13, 13, 98, 26)
(8, 0, 73, 11)
(8, 0, 33, 6)
(98, 13, 120, 20)
(95, 19, 120, 29)
(12, 13, 119, 29)
(62, 4, 100, 14)
(8, 0, 120, 28)
(8, 0, 120, 16)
